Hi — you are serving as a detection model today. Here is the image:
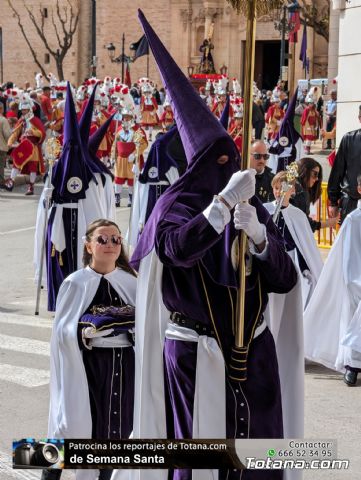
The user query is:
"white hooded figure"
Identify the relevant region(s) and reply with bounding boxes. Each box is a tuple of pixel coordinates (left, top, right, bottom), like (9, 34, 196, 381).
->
(304, 195, 361, 385)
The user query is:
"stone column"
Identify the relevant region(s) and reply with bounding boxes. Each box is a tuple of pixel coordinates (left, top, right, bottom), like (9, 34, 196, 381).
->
(327, 6, 340, 83)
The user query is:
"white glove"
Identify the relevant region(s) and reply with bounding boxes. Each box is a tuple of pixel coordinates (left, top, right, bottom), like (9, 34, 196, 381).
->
(81, 327, 114, 350)
(128, 153, 135, 163)
(234, 202, 266, 245)
(218, 169, 256, 210)
(132, 163, 139, 175)
(82, 327, 114, 338)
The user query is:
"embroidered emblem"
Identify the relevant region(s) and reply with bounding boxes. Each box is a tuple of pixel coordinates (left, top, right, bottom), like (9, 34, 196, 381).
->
(67, 176, 83, 194)
(279, 136, 289, 147)
(148, 167, 158, 179)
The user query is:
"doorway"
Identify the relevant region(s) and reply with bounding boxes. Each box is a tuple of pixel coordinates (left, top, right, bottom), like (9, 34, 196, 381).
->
(254, 40, 287, 91)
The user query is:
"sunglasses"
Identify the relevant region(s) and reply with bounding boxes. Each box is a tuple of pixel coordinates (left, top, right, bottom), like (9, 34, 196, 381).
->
(93, 234, 122, 246)
(251, 153, 270, 160)
(310, 170, 319, 179)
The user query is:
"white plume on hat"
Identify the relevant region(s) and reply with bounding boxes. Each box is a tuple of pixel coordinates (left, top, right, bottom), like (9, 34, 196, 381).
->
(4, 87, 21, 100)
(232, 78, 241, 95)
(35, 73, 44, 89)
(76, 85, 87, 101)
(19, 92, 34, 110)
(86, 77, 99, 95)
(103, 76, 112, 95)
(307, 86, 320, 103)
(121, 106, 134, 117)
(47, 72, 58, 87)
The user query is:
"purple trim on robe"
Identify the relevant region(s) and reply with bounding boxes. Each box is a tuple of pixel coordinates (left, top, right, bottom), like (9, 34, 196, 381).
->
(46, 206, 78, 311)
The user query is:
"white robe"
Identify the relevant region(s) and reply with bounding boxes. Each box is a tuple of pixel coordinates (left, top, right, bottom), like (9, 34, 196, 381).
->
(304, 206, 361, 372)
(48, 267, 136, 479)
(112, 251, 227, 480)
(263, 203, 323, 480)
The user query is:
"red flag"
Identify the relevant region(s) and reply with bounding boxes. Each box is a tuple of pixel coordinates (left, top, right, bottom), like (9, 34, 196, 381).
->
(289, 11, 301, 43)
(125, 62, 131, 87)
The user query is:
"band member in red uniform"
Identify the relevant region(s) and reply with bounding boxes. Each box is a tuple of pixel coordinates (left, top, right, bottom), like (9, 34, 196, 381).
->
(266, 96, 285, 140)
(212, 89, 233, 119)
(159, 100, 174, 131)
(111, 108, 148, 207)
(140, 83, 159, 141)
(228, 111, 243, 153)
(3, 94, 46, 195)
(301, 98, 321, 155)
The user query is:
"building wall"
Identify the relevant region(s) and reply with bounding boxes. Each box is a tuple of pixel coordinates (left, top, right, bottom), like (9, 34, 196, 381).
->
(0, 0, 84, 87)
(333, 0, 361, 146)
(0, 0, 328, 91)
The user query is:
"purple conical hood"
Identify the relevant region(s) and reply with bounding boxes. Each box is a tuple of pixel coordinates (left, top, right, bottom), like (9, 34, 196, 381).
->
(88, 113, 115, 154)
(219, 96, 230, 130)
(51, 82, 94, 202)
(62, 82, 82, 145)
(283, 87, 298, 123)
(79, 82, 98, 143)
(138, 9, 228, 164)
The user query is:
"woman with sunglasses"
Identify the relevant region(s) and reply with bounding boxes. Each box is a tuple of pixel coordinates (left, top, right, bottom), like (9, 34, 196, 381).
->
(291, 157, 338, 232)
(45, 219, 136, 480)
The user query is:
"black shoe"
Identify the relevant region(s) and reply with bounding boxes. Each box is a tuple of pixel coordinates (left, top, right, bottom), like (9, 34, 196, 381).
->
(2, 179, 14, 191)
(115, 193, 121, 208)
(343, 370, 358, 386)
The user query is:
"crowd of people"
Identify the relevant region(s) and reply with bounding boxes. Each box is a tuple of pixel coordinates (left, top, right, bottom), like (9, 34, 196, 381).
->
(2, 10, 361, 480)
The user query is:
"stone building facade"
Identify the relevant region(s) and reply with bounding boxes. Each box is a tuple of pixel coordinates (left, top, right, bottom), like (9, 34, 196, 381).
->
(0, 0, 328, 92)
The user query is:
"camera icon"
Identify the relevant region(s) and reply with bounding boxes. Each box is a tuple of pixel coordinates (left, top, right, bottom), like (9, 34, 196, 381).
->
(14, 441, 60, 468)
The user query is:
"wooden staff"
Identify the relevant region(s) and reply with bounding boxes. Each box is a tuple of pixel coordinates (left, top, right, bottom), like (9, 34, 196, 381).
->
(227, 0, 284, 381)
(35, 137, 62, 315)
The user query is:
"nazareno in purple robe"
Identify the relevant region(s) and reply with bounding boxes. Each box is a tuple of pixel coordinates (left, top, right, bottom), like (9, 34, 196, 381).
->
(156, 194, 297, 480)
(132, 11, 298, 480)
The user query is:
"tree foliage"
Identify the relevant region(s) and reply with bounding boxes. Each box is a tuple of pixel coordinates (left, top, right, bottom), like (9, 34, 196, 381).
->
(298, 0, 330, 42)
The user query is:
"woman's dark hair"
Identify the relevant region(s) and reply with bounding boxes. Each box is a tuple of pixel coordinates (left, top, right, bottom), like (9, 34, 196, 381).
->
(297, 157, 322, 204)
(82, 219, 136, 277)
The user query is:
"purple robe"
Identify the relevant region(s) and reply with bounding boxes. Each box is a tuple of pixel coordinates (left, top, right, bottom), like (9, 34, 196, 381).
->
(155, 197, 297, 480)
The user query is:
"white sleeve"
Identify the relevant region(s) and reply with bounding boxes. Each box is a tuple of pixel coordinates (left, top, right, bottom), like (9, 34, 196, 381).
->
(203, 198, 231, 234)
